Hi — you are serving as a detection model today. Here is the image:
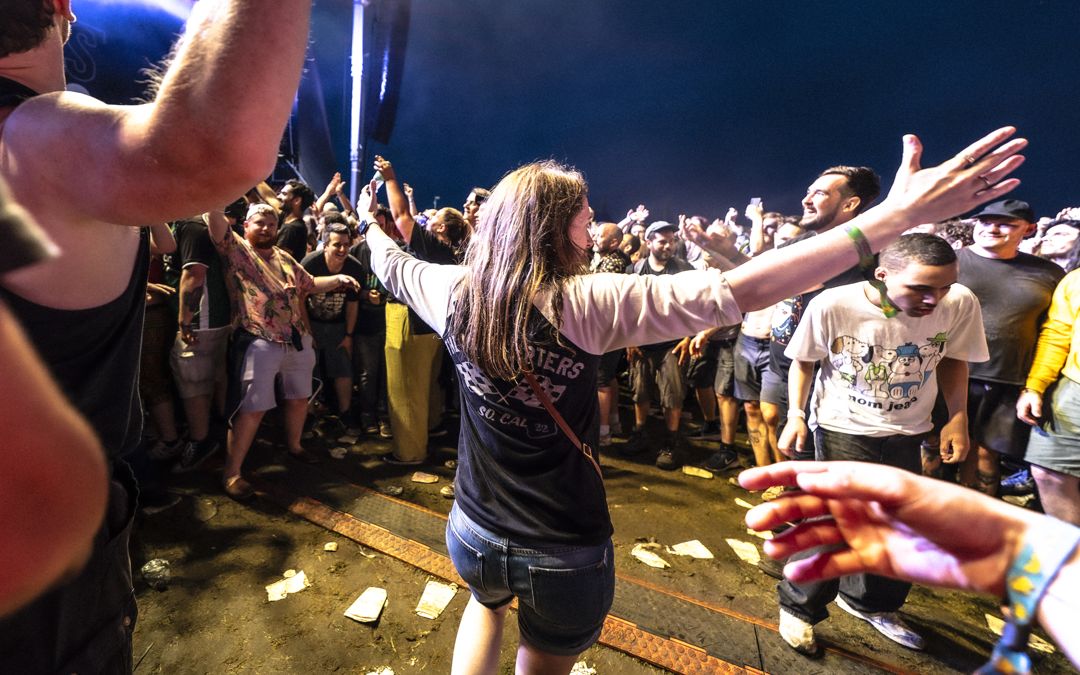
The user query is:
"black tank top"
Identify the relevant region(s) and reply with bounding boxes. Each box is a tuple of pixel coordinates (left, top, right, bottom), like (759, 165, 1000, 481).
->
(0, 76, 151, 460)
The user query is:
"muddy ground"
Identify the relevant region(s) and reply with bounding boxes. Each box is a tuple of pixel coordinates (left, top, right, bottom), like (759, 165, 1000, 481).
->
(130, 409, 1073, 674)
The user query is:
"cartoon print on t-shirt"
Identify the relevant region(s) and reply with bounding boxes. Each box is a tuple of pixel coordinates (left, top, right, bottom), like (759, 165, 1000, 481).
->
(832, 333, 951, 410)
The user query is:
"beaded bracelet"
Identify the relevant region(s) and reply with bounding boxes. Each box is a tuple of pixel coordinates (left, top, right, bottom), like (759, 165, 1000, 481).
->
(844, 224, 897, 318)
(975, 521, 1080, 675)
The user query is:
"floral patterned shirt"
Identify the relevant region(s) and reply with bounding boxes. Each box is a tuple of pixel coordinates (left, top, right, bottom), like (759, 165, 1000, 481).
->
(214, 230, 315, 343)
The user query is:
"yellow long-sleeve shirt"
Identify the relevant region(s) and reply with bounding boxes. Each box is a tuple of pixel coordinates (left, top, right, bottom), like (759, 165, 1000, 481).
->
(1026, 269, 1080, 393)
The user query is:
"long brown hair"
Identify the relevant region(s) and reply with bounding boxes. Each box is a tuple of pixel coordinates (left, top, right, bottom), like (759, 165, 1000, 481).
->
(449, 161, 587, 380)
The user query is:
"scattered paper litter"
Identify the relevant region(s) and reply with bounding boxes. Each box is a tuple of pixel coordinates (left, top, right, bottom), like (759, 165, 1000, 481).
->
(725, 538, 761, 566)
(761, 485, 786, 501)
(640, 486, 650, 491)
(266, 580, 288, 602)
(569, 661, 597, 675)
(365, 668, 394, 675)
(379, 485, 404, 496)
(338, 434, 359, 445)
(444, 459, 457, 469)
(631, 543, 671, 569)
(682, 466, 713, 479)
(344, 587, 388, 623)
(747, 528, 773, 540)
(415, 580, 457, 619)
(411, 471, 439, 484)
(266, 569, 311, 600)
(734, 498, 755, 510)
(328, 446, 348, 459)
(668, 540, 714, 559)
(727, 477, 740, 486)
(324, 542, 338, 552)
(284, 570, 310, 594)
(985, 614, 1056, 654)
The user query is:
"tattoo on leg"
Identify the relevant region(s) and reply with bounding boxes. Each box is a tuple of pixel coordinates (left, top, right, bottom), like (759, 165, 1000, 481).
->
(977, 470, 998, 496)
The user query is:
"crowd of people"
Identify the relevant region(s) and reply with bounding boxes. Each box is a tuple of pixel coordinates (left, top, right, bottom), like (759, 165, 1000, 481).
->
(3, 2, 1080, 675)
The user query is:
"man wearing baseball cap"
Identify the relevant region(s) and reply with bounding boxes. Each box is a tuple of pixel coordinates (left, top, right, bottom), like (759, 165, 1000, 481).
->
(623, 221, 695, 469)
(955, 199, 1064, 496)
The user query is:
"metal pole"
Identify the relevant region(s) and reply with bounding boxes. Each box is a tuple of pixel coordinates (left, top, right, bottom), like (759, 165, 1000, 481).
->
(349, 0, 366, 205)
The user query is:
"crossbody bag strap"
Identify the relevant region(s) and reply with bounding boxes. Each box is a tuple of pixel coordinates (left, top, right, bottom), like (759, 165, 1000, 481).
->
(522, 371, 602, 479)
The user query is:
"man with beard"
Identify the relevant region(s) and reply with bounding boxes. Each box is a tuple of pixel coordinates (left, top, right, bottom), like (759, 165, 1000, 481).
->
(763, 166, 882, 462)
(302, 222, 365, 429)
(276, 178, 316, 262)
(623, 221, 695, 469)
(208, 204, 360, 500)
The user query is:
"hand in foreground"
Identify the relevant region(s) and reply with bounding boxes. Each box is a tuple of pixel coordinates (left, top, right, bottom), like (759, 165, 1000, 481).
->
(882, 127, 1026, 226)
(739, 461, 1036, 597)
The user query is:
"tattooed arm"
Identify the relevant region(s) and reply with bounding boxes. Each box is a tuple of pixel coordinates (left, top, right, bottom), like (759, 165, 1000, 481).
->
(177, 264, 208, 344)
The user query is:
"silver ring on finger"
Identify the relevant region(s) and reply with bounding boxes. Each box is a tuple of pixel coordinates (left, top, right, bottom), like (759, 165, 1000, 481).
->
(964, 154, 977, 166)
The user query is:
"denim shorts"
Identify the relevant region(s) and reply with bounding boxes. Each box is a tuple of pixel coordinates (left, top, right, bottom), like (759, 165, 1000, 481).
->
(446, 504, 615, 656)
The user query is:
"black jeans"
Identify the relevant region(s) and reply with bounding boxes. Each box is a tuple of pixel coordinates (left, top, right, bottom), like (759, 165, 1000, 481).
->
(353, 330, 388, 423)
(777, 427, 923, 624)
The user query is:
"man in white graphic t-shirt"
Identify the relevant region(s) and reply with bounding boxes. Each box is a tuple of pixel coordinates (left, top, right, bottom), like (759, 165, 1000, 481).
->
(774, 233, 989, 656)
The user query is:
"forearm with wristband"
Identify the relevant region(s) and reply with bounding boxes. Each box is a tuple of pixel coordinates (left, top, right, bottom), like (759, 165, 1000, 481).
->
(976, 520, 1080, 674)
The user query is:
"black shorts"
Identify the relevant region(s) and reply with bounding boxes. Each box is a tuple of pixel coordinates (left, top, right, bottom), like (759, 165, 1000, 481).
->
(597, 350, 624, 385)
(968, 379, 1032, 459)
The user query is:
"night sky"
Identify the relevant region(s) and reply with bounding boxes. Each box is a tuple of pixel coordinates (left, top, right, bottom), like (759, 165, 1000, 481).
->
(69, 0, 1080, 223)
(368, 0, 1080, 222)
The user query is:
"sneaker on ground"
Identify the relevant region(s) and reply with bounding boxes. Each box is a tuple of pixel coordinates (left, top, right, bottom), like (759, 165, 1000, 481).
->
(378, 421, 393, 439)
(779, 609, 819, 656)
(701, 449, 738, 472)
(999, 468, 1035, 496)
(172, 439, 220, 474)
(757, 555, 787, 580)
(618, 429, 648, 456)
(655, 446, 680, 470)
(378, 451, 423, 466)
(834, 596, 925, 650)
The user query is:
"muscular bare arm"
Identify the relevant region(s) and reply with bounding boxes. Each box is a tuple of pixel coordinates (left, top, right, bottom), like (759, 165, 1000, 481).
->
(0, 0, 312, 225)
